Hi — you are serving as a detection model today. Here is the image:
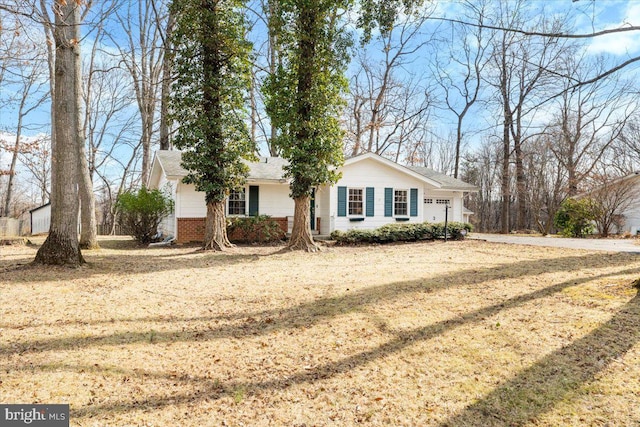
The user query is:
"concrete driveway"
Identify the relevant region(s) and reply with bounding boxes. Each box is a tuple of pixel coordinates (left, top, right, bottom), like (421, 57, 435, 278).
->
(469, 233, 640, 253)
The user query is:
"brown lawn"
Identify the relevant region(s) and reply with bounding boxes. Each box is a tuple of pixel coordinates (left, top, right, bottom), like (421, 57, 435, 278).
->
(1, 237, 639, 426)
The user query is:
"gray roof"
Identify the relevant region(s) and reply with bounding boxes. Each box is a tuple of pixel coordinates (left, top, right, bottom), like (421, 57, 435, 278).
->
(574, 171, 640, 199)
(246, 157, 289, 181)
(155, 150, 186, 177)
(407, 166, 478, 191)
(155, 150, 477, 190)
(155, 150, 288, 181)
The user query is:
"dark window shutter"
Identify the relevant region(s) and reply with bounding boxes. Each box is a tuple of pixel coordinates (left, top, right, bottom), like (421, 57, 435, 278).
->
(410, 188, 418, 217)
(249, 186, 259, 216)
(384, 188, 393, 217)
(337, 186, 347, 217)
(366, 187, 375, 217)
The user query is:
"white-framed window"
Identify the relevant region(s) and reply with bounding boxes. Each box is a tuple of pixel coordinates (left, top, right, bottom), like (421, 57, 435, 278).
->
(436, 199, 451, 205)
(424, 198, 433, 204)
(348, 188, 364, 216)
(228, 189, 246, 215)
(394, 189, 408, 216)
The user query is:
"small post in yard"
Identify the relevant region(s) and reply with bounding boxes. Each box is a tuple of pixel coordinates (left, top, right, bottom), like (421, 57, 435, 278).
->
(444, 202, 449, 242)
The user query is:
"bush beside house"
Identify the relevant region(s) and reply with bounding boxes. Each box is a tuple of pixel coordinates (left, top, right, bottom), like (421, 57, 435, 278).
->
(330, 222, 473, 245)
(116, 187, 174, 244)
(227, 215, 285, 243)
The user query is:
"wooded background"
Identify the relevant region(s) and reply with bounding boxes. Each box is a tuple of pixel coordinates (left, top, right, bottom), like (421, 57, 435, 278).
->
(1, 0, 639, 235)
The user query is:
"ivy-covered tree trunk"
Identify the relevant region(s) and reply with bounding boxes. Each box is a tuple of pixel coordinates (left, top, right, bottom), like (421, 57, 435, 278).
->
(289, 195, 317, 251)
(286, 5, 319, 251)
(203, 200, 233, 250)
(264, 1, 349, 252)
(159, 9, 175, 151)
(34, 0, 85, 266)
(170, 0, 254, 251)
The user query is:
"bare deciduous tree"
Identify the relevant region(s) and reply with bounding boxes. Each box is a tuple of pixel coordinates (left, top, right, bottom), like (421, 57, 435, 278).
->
(582, 173, 639, 237)
(547, 55, 633, 197)
(462, 138, 502, 232)
(1, 33, 48, 217)
(526, 135, 565, 235)
(18, 135, 51, 205)
(432, 0, 492, 178)
(346, 6, 435, 160)
(112, 0, 166, 185)
(34, 0, 85, 265)
(488, 0, 569, 232)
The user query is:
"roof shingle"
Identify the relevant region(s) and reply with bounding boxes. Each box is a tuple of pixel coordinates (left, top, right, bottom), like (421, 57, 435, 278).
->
(156, 151, 288, 181)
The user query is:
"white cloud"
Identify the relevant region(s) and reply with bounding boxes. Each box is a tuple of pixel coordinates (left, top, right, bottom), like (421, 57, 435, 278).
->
(586, 2, 640, 56)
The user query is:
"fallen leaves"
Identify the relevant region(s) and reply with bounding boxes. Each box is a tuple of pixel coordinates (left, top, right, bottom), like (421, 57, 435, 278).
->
(0, 238, 639, 426)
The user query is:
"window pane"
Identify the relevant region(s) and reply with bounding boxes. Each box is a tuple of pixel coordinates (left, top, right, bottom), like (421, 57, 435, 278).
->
(394, 190, 407, 216)
(349, 188, 363, 215)
(228, 189, 246, 215)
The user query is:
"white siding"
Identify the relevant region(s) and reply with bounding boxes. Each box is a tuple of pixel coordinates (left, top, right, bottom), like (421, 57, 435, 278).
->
(156, 173, 169, 192)
(160, 212, 176, 237)
(177, 182, 207, 217)
(331, 158, 428, 231)
(144, 168, 177, 237)
(31, 205, 51, 234)
(159, 179, 177, 237)
(624, 207, 640, 234)
(257, 184, 294, 217)
(621, 180, 640, 234)
(176, 181, 294, 219)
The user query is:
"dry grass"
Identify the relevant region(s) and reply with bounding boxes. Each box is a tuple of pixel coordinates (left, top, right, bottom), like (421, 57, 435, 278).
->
(1, 237, 639, 426)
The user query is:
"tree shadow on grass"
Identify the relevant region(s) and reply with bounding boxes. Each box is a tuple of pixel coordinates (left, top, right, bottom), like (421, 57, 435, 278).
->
(0, 244, 274, 283)
(1, 250, 638, 348)
(438, 291, 640, 426)
(0, 239, 636, 284)
(77, 272, 640, 422)
(4, 264, 639, 423)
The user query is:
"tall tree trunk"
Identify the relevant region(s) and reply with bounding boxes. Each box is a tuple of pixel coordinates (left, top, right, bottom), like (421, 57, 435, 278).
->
(266, 0, 280, 157)
(567, 159, 578, 197)
(40, 0, 56, 157)
(500, 121, 511, 234)
(250, 71, 258, 150)
(119, 1, 162, 184)
(159, 9, 175, 151)
(497, 30, 511, 235)
(514, 137, 527, 230)
(286, 5, 320, 252)
(350, 96, 363, 157)
(79, 141, 98, 249)
(203, 200, 233, 250)
(141, 115, 153, 185)
(3, 125, 21, 217)
(454, 116, 463, 179)
(34, 0, 84, 266)
(288, 195, 318, 252)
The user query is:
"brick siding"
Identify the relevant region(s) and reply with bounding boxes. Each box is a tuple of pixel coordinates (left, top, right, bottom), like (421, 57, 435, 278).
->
(177, 217, 289, 244)
(176, 218, 206, 243)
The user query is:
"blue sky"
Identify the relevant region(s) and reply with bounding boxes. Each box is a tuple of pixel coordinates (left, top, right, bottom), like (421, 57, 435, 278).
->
(2, 0, 639, 137)
(1, 0, 640, 185)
